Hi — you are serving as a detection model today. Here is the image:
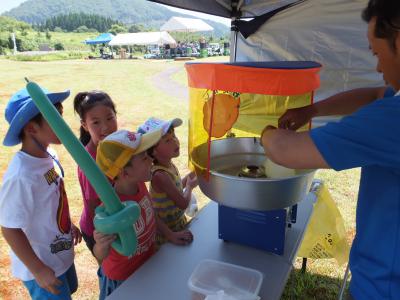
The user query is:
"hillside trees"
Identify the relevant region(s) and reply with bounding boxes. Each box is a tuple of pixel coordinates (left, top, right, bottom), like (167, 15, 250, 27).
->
(40, 13, 122, 32)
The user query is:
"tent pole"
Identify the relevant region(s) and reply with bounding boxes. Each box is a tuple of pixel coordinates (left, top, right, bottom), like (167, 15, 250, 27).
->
(230, 0, 242, 63)
(230, 17, 238, 63)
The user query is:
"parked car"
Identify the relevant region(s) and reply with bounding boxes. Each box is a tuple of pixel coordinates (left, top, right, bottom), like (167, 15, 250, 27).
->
(209, 43, 222, 56)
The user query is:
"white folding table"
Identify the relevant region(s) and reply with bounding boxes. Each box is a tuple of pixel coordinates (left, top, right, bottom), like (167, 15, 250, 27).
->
(107, 189, 316, 300)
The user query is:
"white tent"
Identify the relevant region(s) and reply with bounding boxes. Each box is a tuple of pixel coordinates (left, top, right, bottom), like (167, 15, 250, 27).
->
(109, 31, 176, 46)
(160, 17, 214, 32)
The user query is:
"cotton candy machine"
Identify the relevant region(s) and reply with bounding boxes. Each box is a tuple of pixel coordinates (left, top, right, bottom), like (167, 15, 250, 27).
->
(185, 61, 321, 254)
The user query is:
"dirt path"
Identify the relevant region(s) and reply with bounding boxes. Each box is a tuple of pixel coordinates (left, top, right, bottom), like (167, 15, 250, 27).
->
(151, 65, 188, 100)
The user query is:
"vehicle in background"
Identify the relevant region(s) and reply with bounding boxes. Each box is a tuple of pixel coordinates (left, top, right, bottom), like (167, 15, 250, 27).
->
(144, 44, 160, 58)
(209, 43, 222, 56)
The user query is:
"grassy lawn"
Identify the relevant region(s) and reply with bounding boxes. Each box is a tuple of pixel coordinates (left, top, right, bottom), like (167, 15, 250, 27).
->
(14, 31, 99, 51)
(0, 58, 358, 300)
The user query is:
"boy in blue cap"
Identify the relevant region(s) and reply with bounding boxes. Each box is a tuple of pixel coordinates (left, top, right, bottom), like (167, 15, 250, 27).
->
(0, 86, 82, 299)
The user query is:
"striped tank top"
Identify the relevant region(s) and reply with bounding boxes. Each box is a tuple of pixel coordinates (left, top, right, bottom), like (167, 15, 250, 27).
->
(150, 164, 188, 244)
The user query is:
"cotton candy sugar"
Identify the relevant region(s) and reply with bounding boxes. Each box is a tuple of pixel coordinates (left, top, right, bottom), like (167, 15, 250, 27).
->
(263, 159, 296, 178)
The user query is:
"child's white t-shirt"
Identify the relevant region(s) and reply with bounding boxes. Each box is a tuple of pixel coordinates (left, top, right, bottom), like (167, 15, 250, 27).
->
(0, 150, 74, 281)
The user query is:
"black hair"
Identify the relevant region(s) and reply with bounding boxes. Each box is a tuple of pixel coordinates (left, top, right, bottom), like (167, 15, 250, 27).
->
(73, 90, 116, 146)
(19, 102, 63, 141)
(362, 0, 400, 51)
(146, 127, 175, 164)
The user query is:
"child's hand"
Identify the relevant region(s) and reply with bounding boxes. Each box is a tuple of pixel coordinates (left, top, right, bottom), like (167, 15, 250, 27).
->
(167, 229, 193, 246)
(94, 230, 116, 249)
(33, 264, 62, 295)
(71, 224, 82, 246)
(93, 230, 116, 260)
(186, 172, 198, 189)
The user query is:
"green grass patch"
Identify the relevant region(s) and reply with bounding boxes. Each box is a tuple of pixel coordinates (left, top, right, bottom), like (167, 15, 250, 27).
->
(6, 51, 90, 61)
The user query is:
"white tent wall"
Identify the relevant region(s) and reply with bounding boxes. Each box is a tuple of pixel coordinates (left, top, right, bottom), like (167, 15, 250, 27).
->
(235, 0, 381, 99)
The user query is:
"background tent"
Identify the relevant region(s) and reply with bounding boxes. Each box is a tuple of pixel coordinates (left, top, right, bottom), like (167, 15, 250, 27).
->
(109, 31, 176, 46)
(85, 33, 114, 45)
(161, 17, 214, 32)
(147, 0, 381, 126)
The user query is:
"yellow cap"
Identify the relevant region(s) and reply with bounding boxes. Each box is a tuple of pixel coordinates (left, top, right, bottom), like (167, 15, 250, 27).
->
(97, 129, 162, 179)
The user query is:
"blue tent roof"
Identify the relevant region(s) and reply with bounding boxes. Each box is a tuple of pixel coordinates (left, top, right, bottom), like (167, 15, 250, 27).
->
(85, 33, 114, 45)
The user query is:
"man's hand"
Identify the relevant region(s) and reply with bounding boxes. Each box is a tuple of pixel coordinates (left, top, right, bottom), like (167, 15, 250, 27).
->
(260, 125, 277, 148)
(32, 264, 62, 295)
(278, 105, 316, 130)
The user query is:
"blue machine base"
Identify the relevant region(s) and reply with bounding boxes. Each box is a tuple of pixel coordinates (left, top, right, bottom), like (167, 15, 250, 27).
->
(218, 204, 287, 255)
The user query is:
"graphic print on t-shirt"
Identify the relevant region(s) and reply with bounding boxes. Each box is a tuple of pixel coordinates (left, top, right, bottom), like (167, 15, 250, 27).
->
(56, 179, 71, 234)
(43, 167, 73, 254)
(44, 167, 59, 185)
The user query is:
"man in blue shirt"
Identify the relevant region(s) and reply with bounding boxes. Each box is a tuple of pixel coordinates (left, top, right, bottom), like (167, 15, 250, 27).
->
(261, 1, 400, 299)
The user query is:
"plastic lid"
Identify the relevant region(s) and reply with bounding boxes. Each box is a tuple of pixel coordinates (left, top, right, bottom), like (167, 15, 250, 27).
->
(188, 259, 263, 298)
(205, 290, 261, 300)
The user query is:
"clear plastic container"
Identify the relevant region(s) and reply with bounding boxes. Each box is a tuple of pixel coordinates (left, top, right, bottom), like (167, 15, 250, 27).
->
(188, 259, 263, 300)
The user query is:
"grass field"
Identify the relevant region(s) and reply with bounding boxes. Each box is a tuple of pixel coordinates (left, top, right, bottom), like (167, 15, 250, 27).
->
(0, 57, 359, 300)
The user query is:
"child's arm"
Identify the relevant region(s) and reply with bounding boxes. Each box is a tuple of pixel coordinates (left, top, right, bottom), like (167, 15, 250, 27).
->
(93, 230, 116, 263)
(71, 223, 82, 245)
(1, 227, 62, 295)
(152, 171, 197, 209)
(88, 198, 101, 216)
(155, 216, 193, 245)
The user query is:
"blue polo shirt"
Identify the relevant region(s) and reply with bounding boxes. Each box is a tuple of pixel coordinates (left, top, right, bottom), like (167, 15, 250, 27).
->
(310, 88, 400, 300)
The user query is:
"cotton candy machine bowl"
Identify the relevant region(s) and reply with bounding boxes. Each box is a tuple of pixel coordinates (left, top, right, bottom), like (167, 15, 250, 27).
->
(191, 137, 315, 211)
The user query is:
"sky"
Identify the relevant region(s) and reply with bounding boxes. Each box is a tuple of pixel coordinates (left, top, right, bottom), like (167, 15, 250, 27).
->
(0, 0, 25, 14)
(0, 0, 231, 26)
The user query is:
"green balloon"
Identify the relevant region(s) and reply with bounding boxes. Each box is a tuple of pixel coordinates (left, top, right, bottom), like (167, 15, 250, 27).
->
(26, 81, 140, 256)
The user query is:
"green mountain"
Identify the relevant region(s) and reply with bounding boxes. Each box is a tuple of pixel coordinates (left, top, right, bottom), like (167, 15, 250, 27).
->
(2, 0, 229, 37)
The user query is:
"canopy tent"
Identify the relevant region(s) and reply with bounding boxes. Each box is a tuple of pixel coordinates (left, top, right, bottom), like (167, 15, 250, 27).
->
(147, 0, 381, 126)
(109, 31, 176, 46)
(85, 33, 114, 45)
(161, 17, 214, 32)
(148, 0, 302, 18)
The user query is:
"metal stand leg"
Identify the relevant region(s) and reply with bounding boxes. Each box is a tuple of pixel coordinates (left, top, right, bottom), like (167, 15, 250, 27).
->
(338, 264, 350, 300)
(301, 257, 307, 273)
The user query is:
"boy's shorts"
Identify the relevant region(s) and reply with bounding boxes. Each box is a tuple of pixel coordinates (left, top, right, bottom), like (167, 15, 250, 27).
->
(23, 263, 78, 300)
(98, 267, 123, 300)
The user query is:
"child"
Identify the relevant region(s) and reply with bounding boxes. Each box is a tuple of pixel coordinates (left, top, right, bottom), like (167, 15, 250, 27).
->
(73, 91, 117, 256)
(0, 86, 81, 299)
(138, 117, 197, 245)
(93, 129, 162, 299)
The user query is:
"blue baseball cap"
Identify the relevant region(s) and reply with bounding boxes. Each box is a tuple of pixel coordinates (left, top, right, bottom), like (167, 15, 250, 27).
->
(3, 86, 70, 146)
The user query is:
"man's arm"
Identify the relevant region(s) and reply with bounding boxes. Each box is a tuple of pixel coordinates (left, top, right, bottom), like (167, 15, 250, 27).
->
(261, 128, 329, 169)
(279, 87, 386, 130)
(1, 227, 62, 295)
(312, 87, 386, 116)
